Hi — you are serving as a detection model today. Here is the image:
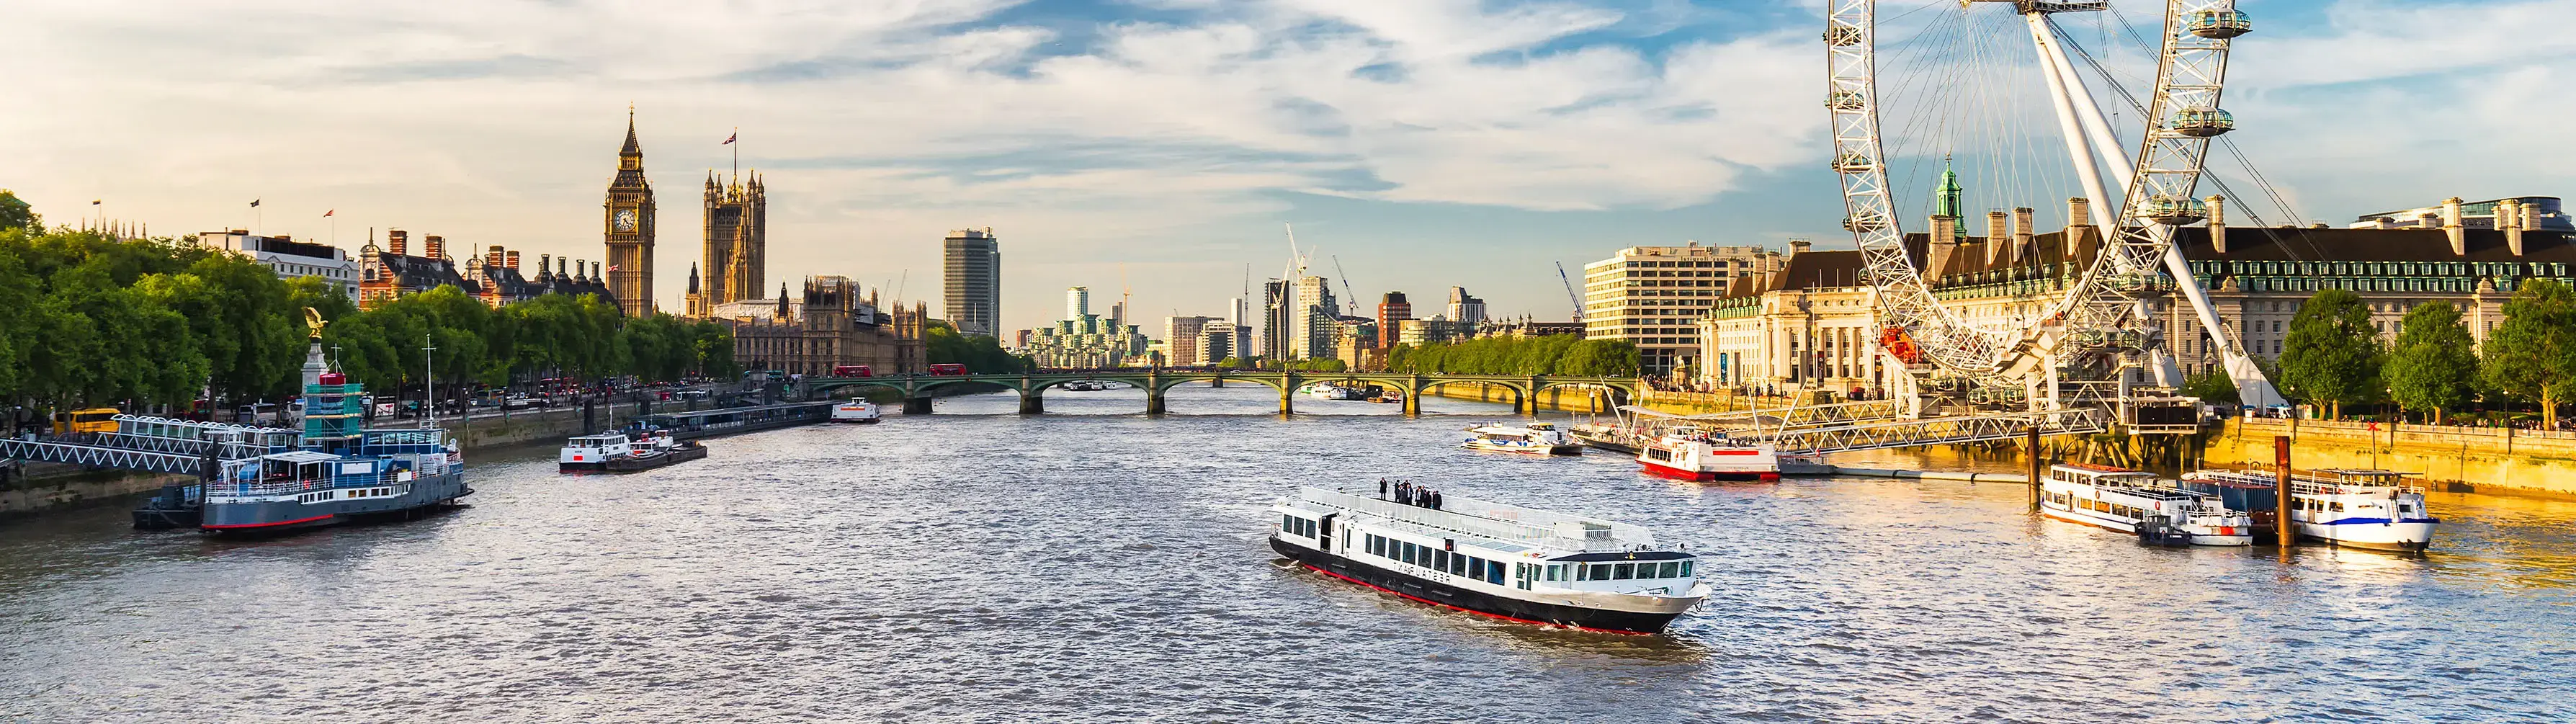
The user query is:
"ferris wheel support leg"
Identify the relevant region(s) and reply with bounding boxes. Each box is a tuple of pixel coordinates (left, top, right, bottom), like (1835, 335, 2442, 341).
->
(2028, 14, 2121, 233)
(2034, 16, 2285, 409)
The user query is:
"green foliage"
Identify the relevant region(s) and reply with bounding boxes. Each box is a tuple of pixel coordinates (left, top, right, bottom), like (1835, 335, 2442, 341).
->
(1283, 357, 1346, 372)
(0, 189, 37, 231)
(1387, 335, 1637, 377)
(926, 321, 1027, 373)
(2481, 277, 2576, 426)
(2180, 368, 2239, 405)
(2383, 301, 2479, 421)
(2278, 287, 2384, 416)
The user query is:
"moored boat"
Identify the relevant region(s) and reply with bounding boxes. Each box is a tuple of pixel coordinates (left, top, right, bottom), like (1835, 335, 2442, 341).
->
(2180, 468, 2438, 551)
(830, 398, 882, 423)
(184, 371, 469, 534)
(1636, 428, 1778, 482)
(1269, 484, 1707, 634)
(1460, 422, 1582, 455)
(604, 427, 707, 472)
(560, 432, 636, 471)
(2039, 464, 2253, 546)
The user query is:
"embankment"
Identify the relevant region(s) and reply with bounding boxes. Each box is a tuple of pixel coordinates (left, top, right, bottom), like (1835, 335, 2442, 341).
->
(2206, 418, 2576, 500)
(1423, 382, 1615, 414)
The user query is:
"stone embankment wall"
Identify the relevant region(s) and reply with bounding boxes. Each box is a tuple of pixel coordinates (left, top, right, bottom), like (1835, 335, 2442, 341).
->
(1424, 383, 1614, 414)
(2206, 418, 2576, 499)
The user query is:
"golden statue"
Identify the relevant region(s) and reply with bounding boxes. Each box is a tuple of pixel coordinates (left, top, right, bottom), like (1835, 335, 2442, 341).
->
(304, 307, 326, 341)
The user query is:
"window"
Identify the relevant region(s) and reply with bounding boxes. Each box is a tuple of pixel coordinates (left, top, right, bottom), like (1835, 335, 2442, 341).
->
(1679, 560, 1693, 578)
(1450, 555, 1467, 576)
(1402, 542, 1418, 564)
(1591, 563, 1612, 581)
(1488, 560, 1505, 584)
(1658, 562, 1680, 578)
(1281, 514, 1294, 533)
(1547, 565, 1564, 581)
(1612, 563, 1634, 580)
(1434, 550, 1450, 571)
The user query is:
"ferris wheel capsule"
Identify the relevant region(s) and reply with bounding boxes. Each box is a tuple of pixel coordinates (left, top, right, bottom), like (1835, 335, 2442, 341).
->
(2142, 195, 2209, 225)
(1823, 24, 1863, 47)
(1843, 213, 1887, 233)
(2186, 10, 2253, 39)
(1833, 153, 1876, 174)
(2169, 107, 2235, 137)
(1828, 91, 1866, 111)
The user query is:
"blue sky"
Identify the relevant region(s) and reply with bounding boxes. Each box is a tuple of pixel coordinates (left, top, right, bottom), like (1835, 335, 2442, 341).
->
(4, 0, 2570, 334)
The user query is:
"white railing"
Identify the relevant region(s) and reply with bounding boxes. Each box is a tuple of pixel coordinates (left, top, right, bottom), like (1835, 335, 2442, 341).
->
(1300, 487, 1655, 552)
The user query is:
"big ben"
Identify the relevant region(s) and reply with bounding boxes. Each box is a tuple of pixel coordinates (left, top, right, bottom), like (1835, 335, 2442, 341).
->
(604, 109, 656, 316)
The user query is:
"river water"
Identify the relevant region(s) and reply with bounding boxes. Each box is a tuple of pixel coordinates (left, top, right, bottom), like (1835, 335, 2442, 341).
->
(3, 383, 2571, 723)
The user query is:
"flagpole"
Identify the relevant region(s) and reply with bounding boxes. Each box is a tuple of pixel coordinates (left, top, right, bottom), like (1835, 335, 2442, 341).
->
(732, 127, 738, 184)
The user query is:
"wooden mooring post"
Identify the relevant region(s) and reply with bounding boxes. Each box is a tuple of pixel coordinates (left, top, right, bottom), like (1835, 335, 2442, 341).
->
(2274, 434, 2295, 550)
(2025, 426, 2041, 511)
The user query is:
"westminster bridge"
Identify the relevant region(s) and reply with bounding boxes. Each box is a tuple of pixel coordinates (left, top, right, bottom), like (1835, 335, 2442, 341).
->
(795, 370, 1641, 416)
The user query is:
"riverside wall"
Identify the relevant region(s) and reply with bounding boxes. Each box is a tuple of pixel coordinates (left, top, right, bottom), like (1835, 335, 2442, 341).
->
(2205, 418, 2576, 500)
(1423, 383, 1615, 414)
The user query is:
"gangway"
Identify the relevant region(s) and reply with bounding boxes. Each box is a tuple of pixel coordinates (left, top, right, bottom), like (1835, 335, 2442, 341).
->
(0, 415, 301, 478)
(1736, 407, 2111, 455)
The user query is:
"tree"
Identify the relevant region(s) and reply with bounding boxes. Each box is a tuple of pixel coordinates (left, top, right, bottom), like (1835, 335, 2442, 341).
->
(2278, 287, 2383, 419)
(0, 189, 37, 232)
(2383, 301, 2479, 423)
(2482, 278, 2576, 429)
(2180, 368, 2238, 405)
(926, 321, 1026, 373)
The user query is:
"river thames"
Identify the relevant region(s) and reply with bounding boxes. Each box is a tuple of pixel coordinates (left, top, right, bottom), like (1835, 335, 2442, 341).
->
(3, 384, 2571, 723)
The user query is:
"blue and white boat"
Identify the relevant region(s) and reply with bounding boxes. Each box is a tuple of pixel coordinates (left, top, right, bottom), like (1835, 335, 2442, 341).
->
(2181, 468, 2438, 551)
(134, 370, 470, 533)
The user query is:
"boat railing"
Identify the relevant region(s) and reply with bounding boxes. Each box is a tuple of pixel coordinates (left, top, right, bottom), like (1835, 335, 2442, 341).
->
(207, 473, 333, 498)
(2193, 469, 2423, 496)
(1302, 487, 1655, 553)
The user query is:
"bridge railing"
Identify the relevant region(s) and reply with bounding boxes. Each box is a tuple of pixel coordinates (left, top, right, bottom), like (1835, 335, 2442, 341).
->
(1748, 407, 2112, 455)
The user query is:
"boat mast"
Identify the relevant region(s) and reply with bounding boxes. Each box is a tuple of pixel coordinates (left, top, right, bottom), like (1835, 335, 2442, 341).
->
(422, 333, 437, 429)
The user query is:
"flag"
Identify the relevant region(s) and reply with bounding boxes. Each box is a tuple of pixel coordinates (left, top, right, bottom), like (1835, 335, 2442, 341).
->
(323, 210, 334, 218)
(249, 199, 261, 207)
(607, 264, 620, 272)
(90, 200, 101, 205)
(722, 132, 736, 145)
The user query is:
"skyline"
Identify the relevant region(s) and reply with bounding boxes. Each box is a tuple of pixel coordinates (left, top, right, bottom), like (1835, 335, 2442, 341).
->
(6, 0, 2572, 334)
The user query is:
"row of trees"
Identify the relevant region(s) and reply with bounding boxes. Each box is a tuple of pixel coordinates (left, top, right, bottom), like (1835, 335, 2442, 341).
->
(0, 192, 735, 413)
(2262, 281, 2576, 426)
(924, 321, 1029, 372)
(1387, 334, 1640, 377)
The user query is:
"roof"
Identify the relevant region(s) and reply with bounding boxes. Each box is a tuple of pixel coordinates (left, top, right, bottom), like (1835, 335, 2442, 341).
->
(262, 450, 343, 464)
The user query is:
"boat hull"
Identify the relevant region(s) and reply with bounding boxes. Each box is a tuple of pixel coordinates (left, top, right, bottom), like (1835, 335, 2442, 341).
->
(1639, 457, 1778, 482)
(2299, 519, 2438, 551)
(1460, 441, 1582, 456)
(1271, 538, 1684, 635)
(2040, 504, 2254, 547)
(828, 417, 880, 424)
(200, 470, 470, 535)
(604, 444, 707, 472)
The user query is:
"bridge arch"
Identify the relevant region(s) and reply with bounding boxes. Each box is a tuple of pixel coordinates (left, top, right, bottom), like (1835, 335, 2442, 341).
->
(1416, 378, 1533, 413)
(1532, 379, 1636, 409)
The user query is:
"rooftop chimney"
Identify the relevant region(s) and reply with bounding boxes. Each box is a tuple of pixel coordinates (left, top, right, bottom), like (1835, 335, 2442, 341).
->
(1930, 215, 1960, 277)
(2443, 197, 2467, 256)
(2503, 198, 2526, 256)
(424, 235, 444, 260)
(506, 250, 520, 271)
(538, 254, 552, 280)
(1985, 210, 2009, 267)
(591, 262, 601, 280)
(487, 245, 504, 268)
(2206, 195, 2227, 255)
(2013, 207, 2035, 265)
(388, 230, 408, 256)
(2066, 197, 2092, 235)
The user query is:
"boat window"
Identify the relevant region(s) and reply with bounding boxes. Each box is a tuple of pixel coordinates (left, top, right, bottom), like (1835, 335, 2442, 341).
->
(1612, 563, 1634, 580)
(1678, 560, 1693, 578)
(1403, 542, 1419, 565)
(1434, 550, 1450, 571)
(1449, 554, 1467, 576)
(1487, 560, 1505, 584)
(1547, 565, 1563, 582)
(1658, 562, 1679, 578)
(1281, 514, 1294, 533)
(2330, 501, 2345, 511)
(1572, 564, 1587, 581)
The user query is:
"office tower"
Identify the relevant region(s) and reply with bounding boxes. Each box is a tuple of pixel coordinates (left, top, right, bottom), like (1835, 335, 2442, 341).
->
(942, 228, 1000, 336)
(1377, 291, 1411, 348)
(1445, 287, 1486, 325)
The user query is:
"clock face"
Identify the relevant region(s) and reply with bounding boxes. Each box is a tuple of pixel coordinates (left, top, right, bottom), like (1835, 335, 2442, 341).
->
(614, 208, 638, 233)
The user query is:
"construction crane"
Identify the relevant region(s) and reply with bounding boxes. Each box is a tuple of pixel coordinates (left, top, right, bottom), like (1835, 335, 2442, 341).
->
(1330, 254, 1360, 317)
(1555, 261, 1584, 323)
(1282, 223, 1309, 278)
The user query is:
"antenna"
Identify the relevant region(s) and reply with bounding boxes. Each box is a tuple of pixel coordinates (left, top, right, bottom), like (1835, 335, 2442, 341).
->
(1119, 263, 1132, 325)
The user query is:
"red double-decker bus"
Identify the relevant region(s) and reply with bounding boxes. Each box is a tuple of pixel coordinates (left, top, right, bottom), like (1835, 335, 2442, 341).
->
(831, 365, 873, 377)
(927, 364, 969, 376)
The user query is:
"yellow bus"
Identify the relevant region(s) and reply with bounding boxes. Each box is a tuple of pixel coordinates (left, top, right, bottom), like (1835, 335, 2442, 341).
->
(53, 408, 121, 434)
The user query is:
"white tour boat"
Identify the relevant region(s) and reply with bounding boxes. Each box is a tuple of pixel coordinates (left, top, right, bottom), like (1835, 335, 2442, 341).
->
(2039, 464, 2254, 546)
(830, 398, 882, 424)
(558, 432, 635, 471)
(2180, 468, 2438, 551)
(1305, 384, 1364, 401)
(1636, 427, 1779, 482)
(1460, 422, 1583, 456)
(1269, 485, 1707, 634)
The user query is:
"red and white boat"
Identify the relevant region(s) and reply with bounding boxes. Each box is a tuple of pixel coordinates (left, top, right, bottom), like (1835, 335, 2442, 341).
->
(1636, 428, 1779, 482)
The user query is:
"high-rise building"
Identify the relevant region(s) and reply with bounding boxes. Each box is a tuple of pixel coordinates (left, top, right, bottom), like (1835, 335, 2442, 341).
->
(1291, 275, 1336, 359)
(1377, 291, 1413, 347)
(1165, 315, 1226, 366)
(942, 228, 1000, 336)
(1261, 280, 1292, 360)
(1066, 286, 1091, 320)
(603, 111, 656, 317)
(1445, 287, 1486, 325)
(1583, 242, 1782, 377)
(1199, 326, 1236, 366)
(689, 170, 766, 316)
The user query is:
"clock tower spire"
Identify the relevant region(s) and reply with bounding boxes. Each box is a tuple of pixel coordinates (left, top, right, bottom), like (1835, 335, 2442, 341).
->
(604, 106, 656, 316)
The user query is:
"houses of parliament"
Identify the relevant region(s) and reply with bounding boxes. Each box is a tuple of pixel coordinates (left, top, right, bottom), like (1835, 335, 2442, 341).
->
(604, 112, 923, 375)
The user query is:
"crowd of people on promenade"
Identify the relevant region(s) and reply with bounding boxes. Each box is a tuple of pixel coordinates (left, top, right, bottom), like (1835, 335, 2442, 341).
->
(1379, 478, 1444, 510)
